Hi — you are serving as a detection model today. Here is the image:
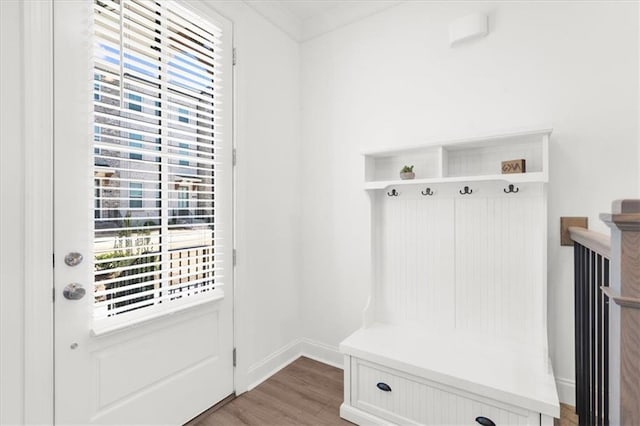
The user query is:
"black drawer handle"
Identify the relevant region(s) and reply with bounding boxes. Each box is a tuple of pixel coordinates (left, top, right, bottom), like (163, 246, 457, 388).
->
(376, 382, 392, 392)
(475, 416, 496, 426)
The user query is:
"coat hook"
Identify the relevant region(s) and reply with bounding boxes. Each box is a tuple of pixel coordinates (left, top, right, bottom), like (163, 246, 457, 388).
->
(421, 188, 434, 196)
(503, 184, 519, 194)
(459, 186, 473, 195)
(387, 189, 399, 197)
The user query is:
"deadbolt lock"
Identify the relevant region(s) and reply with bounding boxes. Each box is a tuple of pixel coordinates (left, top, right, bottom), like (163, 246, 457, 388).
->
(64, 252, 83, 267)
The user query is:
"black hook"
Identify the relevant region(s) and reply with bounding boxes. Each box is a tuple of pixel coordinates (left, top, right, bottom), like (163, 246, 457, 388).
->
(387, 189, 399, 197)
(503, 184, 519, 194)
(459, 186, 473, 195)
(421, 188, 434, 196)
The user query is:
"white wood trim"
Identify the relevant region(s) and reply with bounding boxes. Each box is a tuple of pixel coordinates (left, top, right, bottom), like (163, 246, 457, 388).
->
(246, 339, 302, 391)
(301, 1, 402, 42)
(91, 294, 225, 336)
(340, 403, 391, 425)
(22, 0, 54, 423)
(555, 377, 576, 406)
(343, 356, 351, 405)
(300, 338, 343, 369)
(0, 1, 26, 423)
(541, 414, 554, 426)
(230, 18, 245, 398)
(364, 171, 548, 190)
(244, 337, 344, 392)
(363, 190, 378, 327)
(186, 0, 246, 397)
(542, 133, 550, 182)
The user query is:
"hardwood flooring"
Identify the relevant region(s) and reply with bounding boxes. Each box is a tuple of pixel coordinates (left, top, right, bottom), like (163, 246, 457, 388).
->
(555, 404, 579, 426)
(187, 357, 350, 426)
(187, 356, 579, 426)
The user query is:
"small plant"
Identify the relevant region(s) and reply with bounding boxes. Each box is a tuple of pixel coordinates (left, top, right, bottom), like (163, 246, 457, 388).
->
(400, 165, 415, 180)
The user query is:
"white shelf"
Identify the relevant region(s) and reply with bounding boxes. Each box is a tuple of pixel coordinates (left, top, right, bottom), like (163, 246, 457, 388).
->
(362, 126, 553, 157)
(364, 172, 547, 190)
(364, 127, 550, 189)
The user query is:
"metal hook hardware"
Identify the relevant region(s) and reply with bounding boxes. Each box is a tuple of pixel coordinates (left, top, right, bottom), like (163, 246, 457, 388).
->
(503, 184, 519, 194)
(459, 186, 473, 195)
(387, 189, 399, 197)
(421, 188, 434, 196)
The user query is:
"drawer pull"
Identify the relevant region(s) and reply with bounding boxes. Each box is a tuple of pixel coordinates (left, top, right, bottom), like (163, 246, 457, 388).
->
(475, 416, 496, 426)
(376, 382, 392, 392)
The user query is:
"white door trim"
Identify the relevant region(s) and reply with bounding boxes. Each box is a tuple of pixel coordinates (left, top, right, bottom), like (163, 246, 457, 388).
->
(22, 0, 54, 423)
(178, 0, 248, 396)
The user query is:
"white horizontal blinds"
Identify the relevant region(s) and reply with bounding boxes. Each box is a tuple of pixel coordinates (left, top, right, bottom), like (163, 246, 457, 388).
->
(93, 0, 224, 321)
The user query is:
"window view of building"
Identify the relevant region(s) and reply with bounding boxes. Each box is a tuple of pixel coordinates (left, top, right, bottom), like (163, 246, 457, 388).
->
(93, 0, 221, 320)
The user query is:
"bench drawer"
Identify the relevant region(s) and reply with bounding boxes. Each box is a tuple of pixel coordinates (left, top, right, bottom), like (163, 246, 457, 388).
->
(351, 358, 539, 425)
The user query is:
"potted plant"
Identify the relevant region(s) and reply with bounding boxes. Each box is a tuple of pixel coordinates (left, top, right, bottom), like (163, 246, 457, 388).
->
(400, 165, 415, 180)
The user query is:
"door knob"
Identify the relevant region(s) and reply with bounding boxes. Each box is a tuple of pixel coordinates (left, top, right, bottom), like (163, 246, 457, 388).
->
(63, 283, 86, 300)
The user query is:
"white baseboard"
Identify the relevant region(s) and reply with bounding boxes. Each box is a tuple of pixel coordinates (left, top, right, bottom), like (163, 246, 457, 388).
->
(245, 337, 344, 391)
(340, 403, 388, 425)
(246, 339, 302, 391)
(300, 338, 343, 369)
(556, 377, 576, 406)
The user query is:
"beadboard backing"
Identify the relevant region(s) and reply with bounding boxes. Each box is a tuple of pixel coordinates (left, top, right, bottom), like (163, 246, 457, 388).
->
(444, 140, 542, 177)
(373, 182, 547, 349)
(372, 149, 441, 181)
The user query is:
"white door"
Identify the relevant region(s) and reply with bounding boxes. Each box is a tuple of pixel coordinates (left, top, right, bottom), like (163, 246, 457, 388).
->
(53, 1, 234, 424)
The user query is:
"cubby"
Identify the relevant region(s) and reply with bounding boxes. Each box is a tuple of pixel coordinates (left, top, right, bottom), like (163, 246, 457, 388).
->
(363, 127, 550, 190)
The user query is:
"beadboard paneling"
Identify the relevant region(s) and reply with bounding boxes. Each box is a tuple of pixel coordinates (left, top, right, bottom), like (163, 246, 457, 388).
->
(454, 190, 544, 344)
(374, 183, 545, 346)
(353, 358, 539, 425)
(376, 192, 455, 330)
(445, 141, 542, 177)
(373, 150, 440, 181)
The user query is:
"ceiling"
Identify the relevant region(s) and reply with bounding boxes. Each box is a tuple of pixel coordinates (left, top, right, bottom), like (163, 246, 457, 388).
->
(275, 1, 357, 21)
(243, 0, 402, 42)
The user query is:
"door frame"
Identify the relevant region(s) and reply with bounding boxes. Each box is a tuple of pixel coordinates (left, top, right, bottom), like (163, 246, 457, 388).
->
(21, 1, 244, 422)
(22, 0, 54, 423)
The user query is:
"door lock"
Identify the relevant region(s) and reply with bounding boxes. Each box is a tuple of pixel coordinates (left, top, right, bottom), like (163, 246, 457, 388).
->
(63, 283, 86, 300)
(64, 252, 83, 267)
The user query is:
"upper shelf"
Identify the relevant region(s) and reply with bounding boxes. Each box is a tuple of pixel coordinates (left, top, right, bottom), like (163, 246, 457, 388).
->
(363, 126, 551, 190)
(364, 172, 548, 190)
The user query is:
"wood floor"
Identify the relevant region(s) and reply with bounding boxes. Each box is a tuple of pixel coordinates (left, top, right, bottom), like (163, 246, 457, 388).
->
(555, 404, 579, 426)
(188, 357, 350, 426)
(187, 356, 579, 426)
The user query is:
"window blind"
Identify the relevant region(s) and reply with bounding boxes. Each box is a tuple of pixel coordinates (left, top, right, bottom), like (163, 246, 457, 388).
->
(93, 0, 225, 321)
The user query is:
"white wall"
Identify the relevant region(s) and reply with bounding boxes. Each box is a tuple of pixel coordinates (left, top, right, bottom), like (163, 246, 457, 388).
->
(300, 1, 639, 405)
(0, 2, 26, 424)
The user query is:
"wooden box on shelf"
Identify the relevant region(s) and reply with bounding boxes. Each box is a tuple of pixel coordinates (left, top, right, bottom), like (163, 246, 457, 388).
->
(502, 158, 526, 174)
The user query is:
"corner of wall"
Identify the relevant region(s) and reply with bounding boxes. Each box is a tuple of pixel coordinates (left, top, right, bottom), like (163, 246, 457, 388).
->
(244, 338, 343, 393)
